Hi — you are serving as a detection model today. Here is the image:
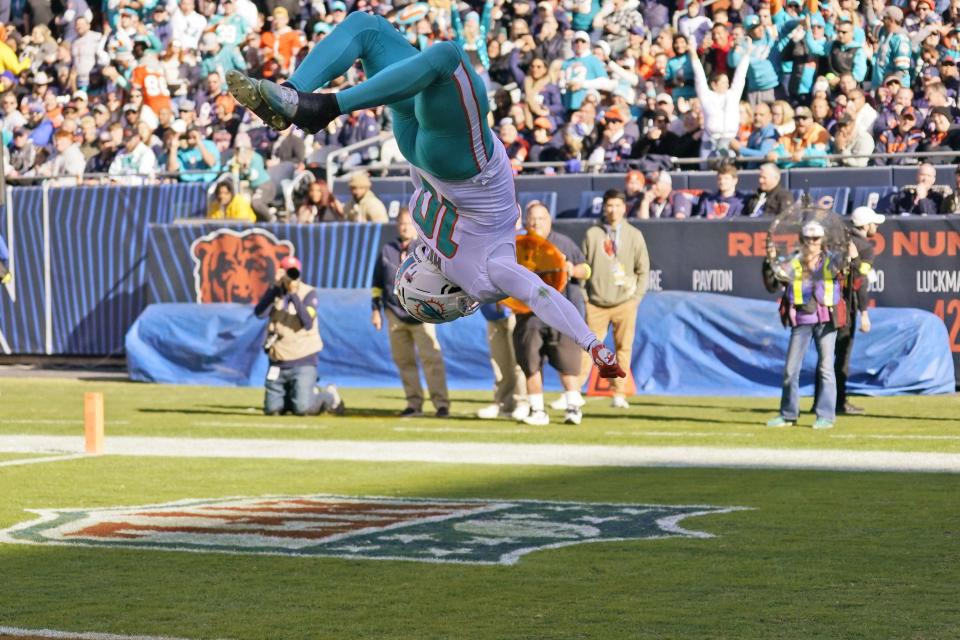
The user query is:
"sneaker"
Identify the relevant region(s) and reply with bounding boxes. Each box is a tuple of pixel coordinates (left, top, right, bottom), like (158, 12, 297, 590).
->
(840, 402, 865, 415)
(812, 418, 835, 430)
(477, 404, 502, 420)
(511, 402, 531, 421)
(563, 407, 583, 425)
(399, 407, 422, 417)
(765, 416, 795, 428)
(550, 396, 568, 411)
(610, 395, 630, 409)
(226, 71, 291, 131)
(325, 384, 345, 416)
(435, 406, 450, 418)
(523, 410, 550, 426)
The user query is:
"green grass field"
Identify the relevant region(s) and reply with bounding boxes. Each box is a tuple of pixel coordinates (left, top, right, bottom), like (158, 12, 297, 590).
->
(1, 377, 958, 639)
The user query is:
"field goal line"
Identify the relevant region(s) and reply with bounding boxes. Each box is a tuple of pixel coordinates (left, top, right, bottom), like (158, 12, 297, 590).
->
(0, 626, 213, 640)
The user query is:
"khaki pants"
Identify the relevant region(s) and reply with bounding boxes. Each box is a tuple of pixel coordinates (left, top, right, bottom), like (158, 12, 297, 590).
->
(487, 315, 526, 410)
(386, 309, 449, 410)
(580, 299, 639, 395)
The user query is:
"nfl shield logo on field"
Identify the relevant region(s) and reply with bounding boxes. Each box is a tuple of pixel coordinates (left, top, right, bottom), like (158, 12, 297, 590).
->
(0, 495, 748, 565)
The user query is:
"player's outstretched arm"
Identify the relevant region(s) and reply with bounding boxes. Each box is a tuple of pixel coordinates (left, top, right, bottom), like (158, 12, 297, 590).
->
(487, 256, 626, 378)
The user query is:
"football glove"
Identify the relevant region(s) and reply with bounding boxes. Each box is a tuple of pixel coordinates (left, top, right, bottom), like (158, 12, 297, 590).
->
(590, 341, 626, 379)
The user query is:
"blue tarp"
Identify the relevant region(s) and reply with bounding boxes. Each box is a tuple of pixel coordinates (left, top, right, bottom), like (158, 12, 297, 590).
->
(126, 291, 956, 395)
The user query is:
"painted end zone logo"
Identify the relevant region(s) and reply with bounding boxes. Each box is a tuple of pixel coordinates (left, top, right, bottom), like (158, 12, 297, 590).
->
(0, 496, 747, 565)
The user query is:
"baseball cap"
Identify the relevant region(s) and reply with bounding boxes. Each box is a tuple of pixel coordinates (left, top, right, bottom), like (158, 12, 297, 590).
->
(537, 0, 552, 9)
(331, 0, 347, 10)
(883, 73, 903, 86)
(594, 40, 611, 57)
(851, 207, 885, 227)
(92, 103, 109, 115)
(72, 90, 88, 102)
(655, 92, 672, 104)
(801, 221, 825, 238)
(272, 6, 288, 17)
(744, 14, 760, 28)
(280, 256, 303, 271)
(795, 105, 813, 119)
(179, 99, 196, 111)
(573, 30, 590, 42)
(348, 171, 372, 187)
(604, 106, 626, 122)
(930, 106, 952, 119)
(881, 5, 903, 21)
(899, 106, 917, 120)
(98, 131, 113, 143)
(33, 71, 52, 85)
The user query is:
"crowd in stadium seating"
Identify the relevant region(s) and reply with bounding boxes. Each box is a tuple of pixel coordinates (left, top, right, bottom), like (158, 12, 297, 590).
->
(4, 0, 960, 218)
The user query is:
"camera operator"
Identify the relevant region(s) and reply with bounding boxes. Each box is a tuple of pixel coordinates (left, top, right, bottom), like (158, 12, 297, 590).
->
(254, 256, 344, 416)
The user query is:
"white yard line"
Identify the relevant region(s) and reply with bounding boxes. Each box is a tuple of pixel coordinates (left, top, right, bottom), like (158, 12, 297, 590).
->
(0, 625, 211, 640)
(0, 435, 958, 473)
(604, 431, 755, 438)
(0, 454, 88, 468)
(830, 434, 960, 441)
(393, 426, 534, 434)
(0, 419, 129, 426)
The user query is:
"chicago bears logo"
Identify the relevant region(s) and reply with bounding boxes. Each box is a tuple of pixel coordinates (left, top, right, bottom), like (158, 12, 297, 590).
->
(190, 228, 295, 304)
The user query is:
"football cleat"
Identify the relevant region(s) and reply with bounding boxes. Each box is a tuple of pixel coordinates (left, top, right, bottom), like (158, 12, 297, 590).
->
(226, 71, 291, 132)
(563, 407, 583, 425)
(590, 342, 626, 379)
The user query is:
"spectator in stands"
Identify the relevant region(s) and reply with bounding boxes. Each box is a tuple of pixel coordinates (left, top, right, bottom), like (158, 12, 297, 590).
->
(939, 166, 960, 213)
(872, 6, 912, 88)
(580, 189, 650, 409)
(730, 15, 779, 106)
(560, 31, 609, 113)
(40, 129, 85, 186)
(0, 233, 9, 285)
(524, 57, 563, 126)
(771, 100, 795, 137)
(827, 19, 867, 83)
(745, 162, 794, 217)
(919, 106, 960, 163)
(624, 169, 645, 217)
(372, 209, 450, 418)
(768, 105, 829, 168)
(342, 170, 388, 223)
(875, 106, 924, 165)
(588, 106, 634, 170)
(0, 91, 24, 133)
(85, 132, 117, 178)
(167, 127, 220, 183)
(831, 111, 875, 167)
(892, 163, 944, 215)
(231, 141, 276, 222)
(695, 163, 746, 218)
(691, 39, 752, 160)
(255, 255, 344, 417)
(8, 127, 37, 178)
(729, 101, 778, 166)
(765, 220, 843, 430)
(109, 128, 158, 185)
(637, 171, 684, 218)
(207, 180, 256, 222)
(514, 201, 590, 426)
(296, 179, 343, 222)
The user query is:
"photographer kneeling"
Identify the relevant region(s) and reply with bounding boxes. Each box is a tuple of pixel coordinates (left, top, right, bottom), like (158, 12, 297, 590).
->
(254, 256, 344, 416)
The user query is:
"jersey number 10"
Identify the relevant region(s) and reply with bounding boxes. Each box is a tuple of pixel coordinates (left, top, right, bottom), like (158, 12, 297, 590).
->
(411, 181, 460, 259)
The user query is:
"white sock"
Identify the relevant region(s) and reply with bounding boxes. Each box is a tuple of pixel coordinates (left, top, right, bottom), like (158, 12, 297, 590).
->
(564, 391, 584, 408)
(530, 394, 544, 412)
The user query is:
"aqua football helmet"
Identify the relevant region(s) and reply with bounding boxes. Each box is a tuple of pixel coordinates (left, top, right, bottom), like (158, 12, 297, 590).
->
(394, 245, 480, 323)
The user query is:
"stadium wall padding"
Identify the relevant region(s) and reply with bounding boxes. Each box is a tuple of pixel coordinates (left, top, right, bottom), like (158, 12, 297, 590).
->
(0, 184, 207, 356)
(125, 292, 956, 396)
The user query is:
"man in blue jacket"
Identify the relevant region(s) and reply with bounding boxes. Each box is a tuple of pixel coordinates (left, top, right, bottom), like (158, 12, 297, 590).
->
(729, 15, 780, 106)
(729, 101, 779, 167)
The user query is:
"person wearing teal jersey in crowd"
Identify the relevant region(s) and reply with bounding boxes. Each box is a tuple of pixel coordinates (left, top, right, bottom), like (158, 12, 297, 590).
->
(452, 0, 493, 70)
(871, 5, 913, 87)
